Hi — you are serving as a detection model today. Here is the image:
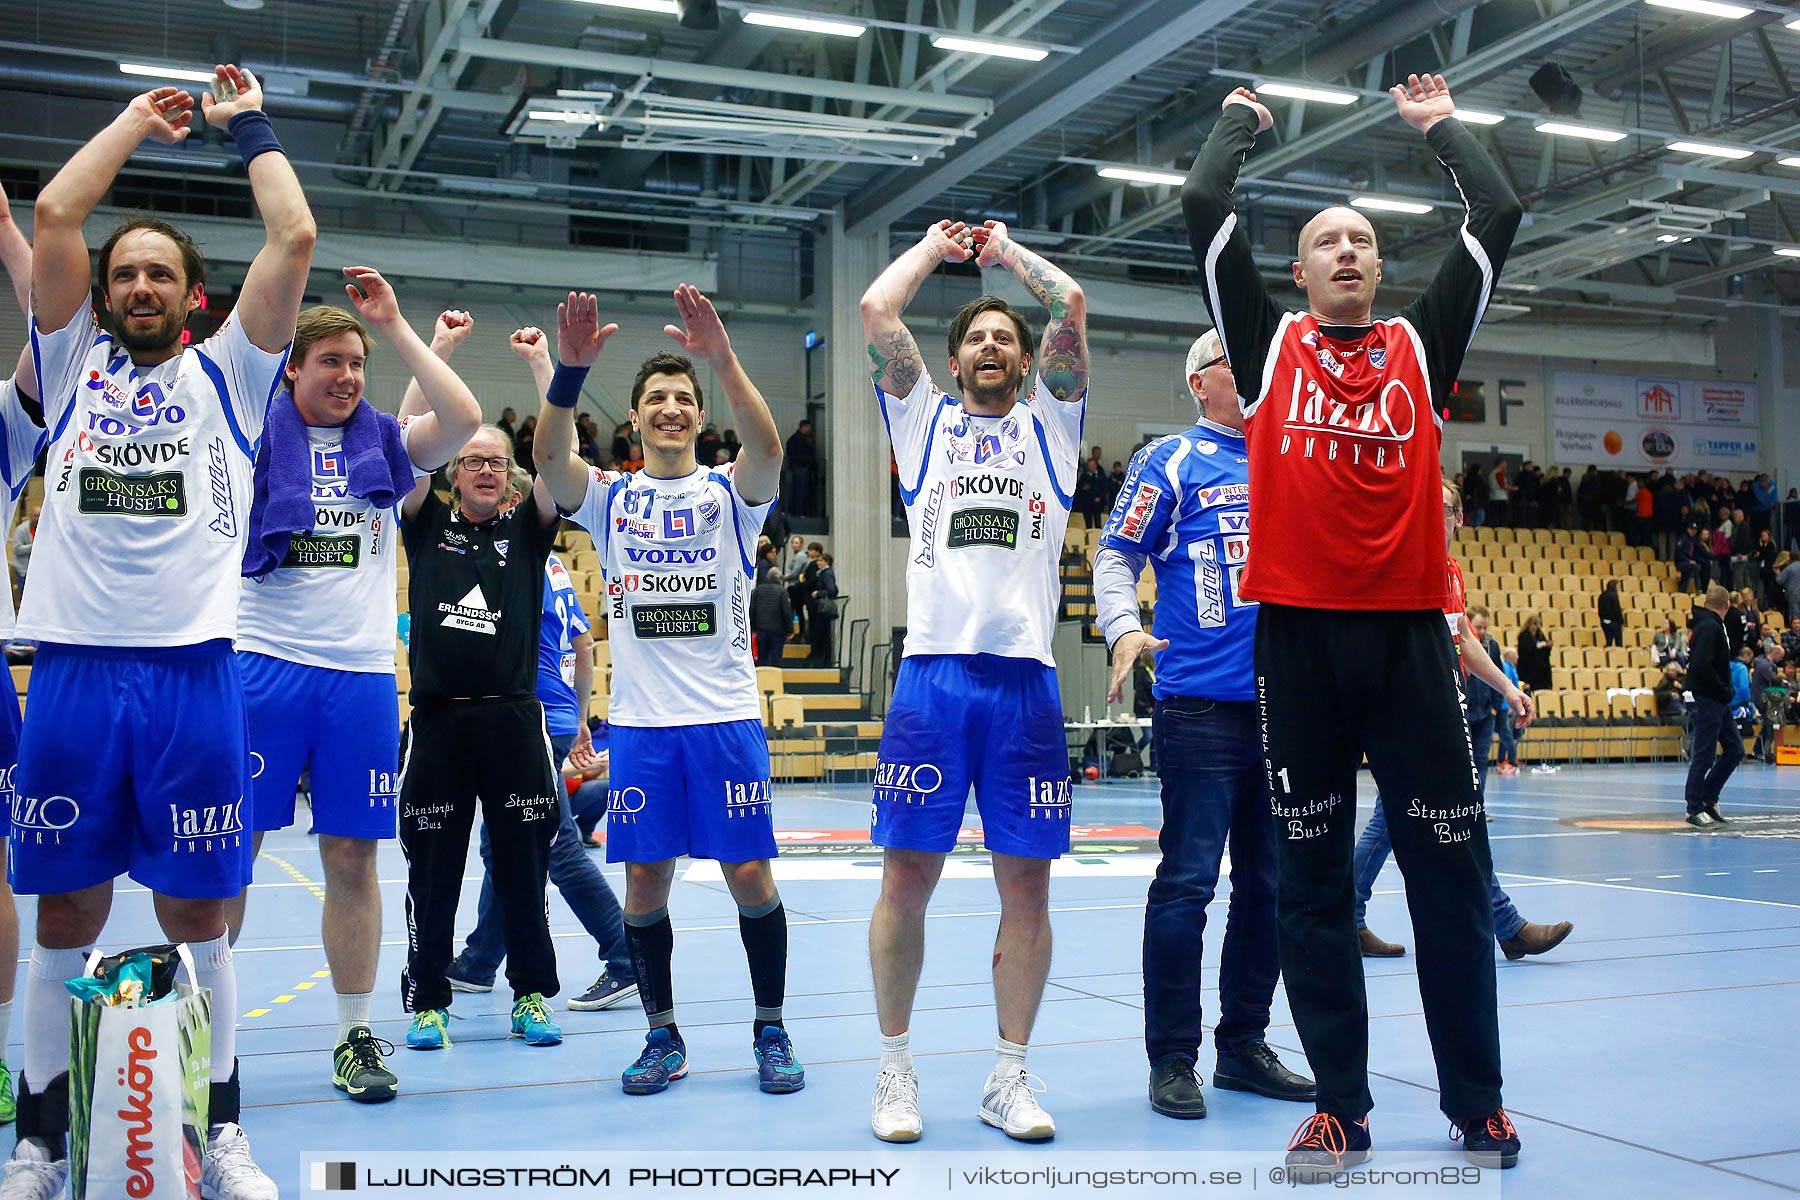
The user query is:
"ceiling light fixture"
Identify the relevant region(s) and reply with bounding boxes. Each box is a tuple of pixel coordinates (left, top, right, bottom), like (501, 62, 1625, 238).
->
(1350, 195, 1435, 214)
(1776, 156, 1800, 168)
(1454, 109, 1507, 125)
(1097, 165, 1187, 187)
(743, 10, 866, 36)
(1666, 140, 1754, 159)
(1255, 81, 1358, 105)
(1536, 121, 1628, 142)
(929, 33, 1050, 61)
(1774, 246, 1800, 257)
(1644, 0, 1752, 17)
(120, 62, 218, 84)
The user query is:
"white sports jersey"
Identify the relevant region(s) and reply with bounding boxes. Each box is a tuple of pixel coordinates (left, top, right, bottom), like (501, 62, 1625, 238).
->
(879, 368, 1083, 666)
(571, 463, 769, 728)
(237, 419, 430, 673)
(0, 377, 49, 640)
(20, 301, 285, 647)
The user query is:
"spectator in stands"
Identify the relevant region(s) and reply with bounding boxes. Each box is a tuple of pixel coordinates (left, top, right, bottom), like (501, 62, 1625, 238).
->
(785, 419, 819, 517)
(1783, 614, 1800, 660)
(1653, 617, 1688, 668)
(1728, 509, 1756, 590)
(1597, 580, 1623, 648)
(1675, 522, 1705, 593)
(794, 542, 824, 644)
(1490, 458, 1510, 525)
(1464, 463, 1489, 528)
(1630, 476, 1654, 547)
(1757, 534, 1780, 609)
(751, 543, 791, 667)
(514, 415, 537, 474)
(1516, 461, 1540, 527)
(1784, 489, 1800, 552)
(1073, 457, 1108, 529)
(1726, 590, 1758, 657)
(1779, 553, 1800, 621)
(9, 502, 36, 587)
(610, 420, 632, 465)
(808, 552, 839, 667)
(1108, 461, 1126, 512)
(785, 536, 813, 642)
(1653, 663, 1686, 720)
(696, 423, 721, 469)
(1545, 467, 1573, 530)
(1708, 520, 1734, 587)
(1683, 586, 1741, 828)
(1576, 466, 1601, 531)
(1654, 478, 1682, 559)
(1517, 614, 1553, 693)
(496, 406, 517, 441)
(782, 533, 808, 580)
(574, 413, 601, 466)
(723, 428, 741, 461)
(1752, 645, 1785, 761)
(1689, 491, 1711, 534)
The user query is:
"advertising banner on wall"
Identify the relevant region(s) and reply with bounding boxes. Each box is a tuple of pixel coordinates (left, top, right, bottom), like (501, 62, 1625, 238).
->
(1549, 371, 1760, 471)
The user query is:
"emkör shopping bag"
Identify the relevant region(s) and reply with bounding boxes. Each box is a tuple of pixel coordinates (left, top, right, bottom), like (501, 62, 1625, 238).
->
(68, 943, 212, 1200)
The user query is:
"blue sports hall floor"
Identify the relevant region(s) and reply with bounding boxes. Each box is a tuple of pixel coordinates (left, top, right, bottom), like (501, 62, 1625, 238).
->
(14, 762, 1798, 1198)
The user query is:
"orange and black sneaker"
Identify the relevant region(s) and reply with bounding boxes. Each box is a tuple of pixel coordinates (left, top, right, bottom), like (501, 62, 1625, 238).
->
(1284, 1111, 1371, 1183)
(1451, 1108, 1521, 1169)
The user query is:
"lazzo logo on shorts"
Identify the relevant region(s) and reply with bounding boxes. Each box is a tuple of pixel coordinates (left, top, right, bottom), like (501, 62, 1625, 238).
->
(1028, 775, 1072, 820)
(724, 780, 771, 818)
(873, 761, 942, 806)
(11, 793, 79, 844)
(610, 786, 647, 825)
(368, 771, 399, 808)
(170, 799, 246, 852)
(249, 753, 265, 779)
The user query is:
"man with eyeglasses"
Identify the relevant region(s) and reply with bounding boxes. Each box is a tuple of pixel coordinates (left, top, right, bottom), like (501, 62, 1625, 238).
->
(394, 422, 566, 1052)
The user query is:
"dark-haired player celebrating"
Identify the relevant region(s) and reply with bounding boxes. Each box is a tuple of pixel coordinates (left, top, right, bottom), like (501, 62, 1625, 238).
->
(7, 68, 313, 1198)
(534, 288, 798, 1097)
(859, 220, 1087, 1143)
(1183, 75, 1523, 1178)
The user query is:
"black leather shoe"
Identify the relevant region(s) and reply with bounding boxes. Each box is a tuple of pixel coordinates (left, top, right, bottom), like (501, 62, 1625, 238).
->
(1214, 1042, 1317, 1102)
(1148, 1055, 1207, 1119)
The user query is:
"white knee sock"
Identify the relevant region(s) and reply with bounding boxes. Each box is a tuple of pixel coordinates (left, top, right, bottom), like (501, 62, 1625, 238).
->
(336, 992, 373, 1044)
(188, 934, 236, 1084)
(0, 999, 13, 1057)
(24, 945, 90, 1087)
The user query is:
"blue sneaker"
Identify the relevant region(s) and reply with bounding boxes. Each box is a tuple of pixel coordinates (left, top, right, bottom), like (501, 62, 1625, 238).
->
(406, 1009, 450, 1050)
(622, 1028, 688, 1095)
(567, 972, 640, 1011)
(753, 1025, 805, 1094)
(510, 994, 563, 1046)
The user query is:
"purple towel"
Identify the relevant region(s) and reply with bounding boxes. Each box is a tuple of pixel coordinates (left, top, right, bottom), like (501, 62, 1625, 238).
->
(243, 392, 416, 579)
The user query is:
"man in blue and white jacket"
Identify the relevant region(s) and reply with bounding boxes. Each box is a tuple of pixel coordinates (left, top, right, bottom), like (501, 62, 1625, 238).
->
(1094, 329, 1314, 1121)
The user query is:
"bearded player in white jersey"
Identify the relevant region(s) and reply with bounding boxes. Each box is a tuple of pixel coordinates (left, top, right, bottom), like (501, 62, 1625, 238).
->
(534, 288, 801, 1097)
(5, 71, 313, 1199)
(860, 220, 1088, 1143)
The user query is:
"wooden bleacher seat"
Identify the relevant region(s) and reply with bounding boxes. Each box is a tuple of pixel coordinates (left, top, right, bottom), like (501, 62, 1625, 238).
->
(768, 694, 806, 729)
(755, 666, 786, 695)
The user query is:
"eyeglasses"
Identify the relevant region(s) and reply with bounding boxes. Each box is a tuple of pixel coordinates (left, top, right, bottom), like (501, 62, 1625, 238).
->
(455, 456, 509, 473)
(1197, 355, 1227, 372)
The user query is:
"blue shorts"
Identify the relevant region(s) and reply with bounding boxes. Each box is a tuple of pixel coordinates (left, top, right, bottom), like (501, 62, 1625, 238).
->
(11, 641, 254, 899)
(0, 667, 20, 838)
(241, 652, 400, 839)
(872, 654, 1072, 859)
(607, 719, 776, 864)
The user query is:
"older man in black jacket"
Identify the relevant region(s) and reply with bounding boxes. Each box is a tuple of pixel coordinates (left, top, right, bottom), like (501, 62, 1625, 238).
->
(1684, 586, 1741, 828)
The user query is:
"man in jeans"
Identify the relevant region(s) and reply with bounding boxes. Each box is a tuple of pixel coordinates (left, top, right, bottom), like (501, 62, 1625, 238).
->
(1685, 585, 1740, 827)
(1093, 329, 1314, 1119)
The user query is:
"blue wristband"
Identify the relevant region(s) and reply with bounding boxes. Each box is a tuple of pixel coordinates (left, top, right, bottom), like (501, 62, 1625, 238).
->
(547, 362, 589, 409)
(227, 110, 283, 166)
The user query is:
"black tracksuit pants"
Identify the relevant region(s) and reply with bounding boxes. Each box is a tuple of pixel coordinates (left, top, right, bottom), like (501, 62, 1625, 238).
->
(399, 697, 560, 1011)
(1254, 604, 1502, 1124)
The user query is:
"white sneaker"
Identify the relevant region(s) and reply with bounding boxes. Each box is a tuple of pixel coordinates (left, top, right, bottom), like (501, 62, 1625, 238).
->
(0, 1139, 68, 1200)
(979, 1068, 1056, 1141)
(871, 1065, 922, 1143)
(203, 1122, 279, 1200)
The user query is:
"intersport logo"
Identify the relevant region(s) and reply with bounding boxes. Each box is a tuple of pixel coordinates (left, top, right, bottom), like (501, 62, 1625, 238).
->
(119, 1025, 157, 1197)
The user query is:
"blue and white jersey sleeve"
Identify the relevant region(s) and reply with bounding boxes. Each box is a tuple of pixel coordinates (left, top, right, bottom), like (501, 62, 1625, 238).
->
(876, 368, 950, 497)
(570, 467, 630, 565)
(28, 300, 104, 434)
(1098, 437, 1180, 556)
(0, 377, 46, 503)
(721, 462, 774, 577)
(1019, 373, 1086, 505)
(192, 312, 290, 452)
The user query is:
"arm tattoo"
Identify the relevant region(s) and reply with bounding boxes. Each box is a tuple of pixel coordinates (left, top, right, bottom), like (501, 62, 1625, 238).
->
(1000, 239, 1088, 400)
(867, 327, 922, 395)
